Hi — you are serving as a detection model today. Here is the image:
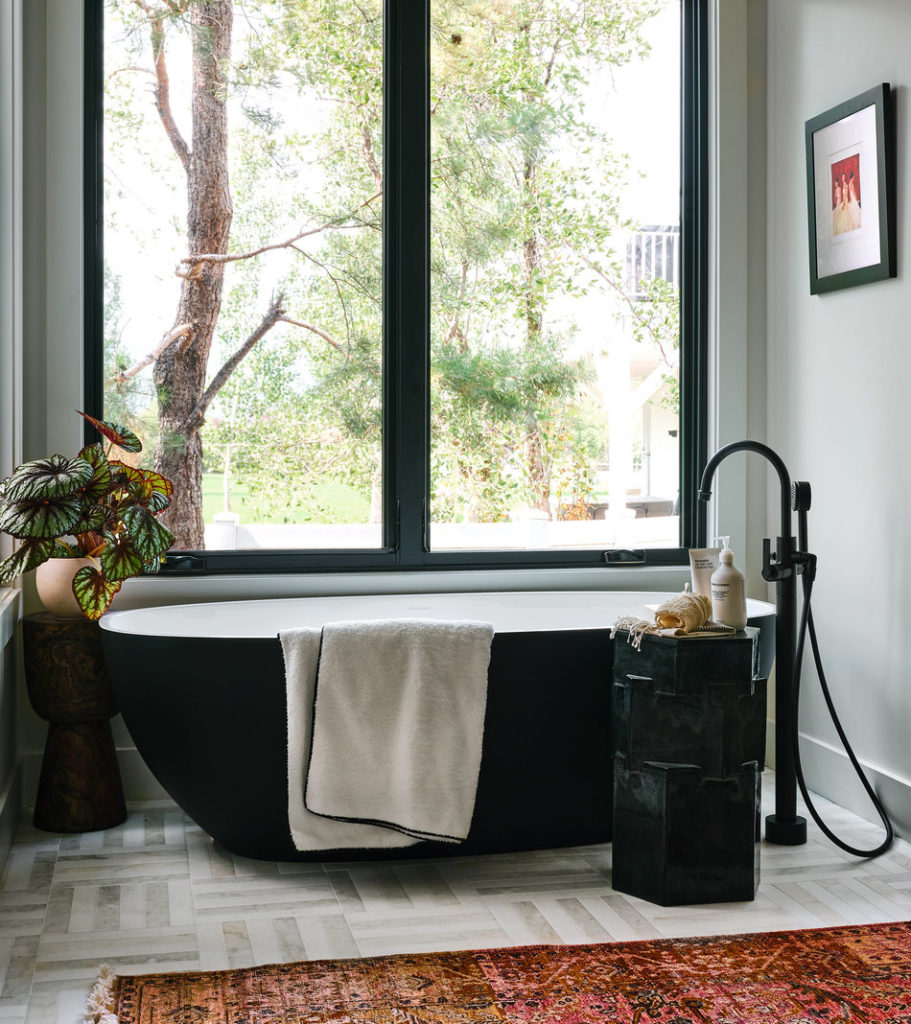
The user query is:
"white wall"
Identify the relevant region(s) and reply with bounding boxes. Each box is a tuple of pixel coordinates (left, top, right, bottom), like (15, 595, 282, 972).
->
(766, 0, 911, 834)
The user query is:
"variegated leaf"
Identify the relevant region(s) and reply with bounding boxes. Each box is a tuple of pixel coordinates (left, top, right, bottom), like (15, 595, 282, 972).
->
(71, 506, 109, 535)
(0, 539, 74, 584)
(125, 468, 173, 513)
(77, 442, 105, 463)
(110, 462, 141, 481)
(119, 505, 174, 561)
(77, 411, 142, 454)
(0, 494, 83, 539)
(76, 443, 114, 502)
(72, 564, 122, 620)
(106, 461, 133, 493)
(98, 532, 144, 581)
(2, 455, 93, 501)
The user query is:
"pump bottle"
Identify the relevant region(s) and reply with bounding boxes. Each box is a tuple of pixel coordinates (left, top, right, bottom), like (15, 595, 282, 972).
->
(710, 536, 747, 630)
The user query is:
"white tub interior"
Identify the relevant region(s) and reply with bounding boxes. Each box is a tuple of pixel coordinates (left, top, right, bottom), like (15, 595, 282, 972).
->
(100, 590, 776, 639)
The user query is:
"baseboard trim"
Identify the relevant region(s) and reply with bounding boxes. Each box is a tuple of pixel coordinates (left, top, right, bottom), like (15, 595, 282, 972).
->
(766, 719, 910, 841)
(0, 756, 23, 873)
(21, 746, 169, 809)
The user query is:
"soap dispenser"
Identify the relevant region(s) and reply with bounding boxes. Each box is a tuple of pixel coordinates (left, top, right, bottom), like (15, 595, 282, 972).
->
(711, 536, 747, 630)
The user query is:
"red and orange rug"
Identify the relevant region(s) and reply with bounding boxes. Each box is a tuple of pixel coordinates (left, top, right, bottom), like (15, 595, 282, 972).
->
(87, 920, 911, 1024)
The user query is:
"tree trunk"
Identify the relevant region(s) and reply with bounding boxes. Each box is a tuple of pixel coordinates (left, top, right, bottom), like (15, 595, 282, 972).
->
(522, 161, 550, 516)
(154, 0, 233, 549)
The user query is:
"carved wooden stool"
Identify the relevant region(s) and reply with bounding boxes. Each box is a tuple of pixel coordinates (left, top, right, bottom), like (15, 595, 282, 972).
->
(22, 613, 126, 832)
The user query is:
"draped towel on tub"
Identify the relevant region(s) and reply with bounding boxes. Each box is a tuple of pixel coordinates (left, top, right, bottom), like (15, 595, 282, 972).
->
(280, 618, 495, 852)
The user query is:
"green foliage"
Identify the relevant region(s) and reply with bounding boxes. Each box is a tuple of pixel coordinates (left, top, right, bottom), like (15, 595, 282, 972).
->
(428, 0, 663, 516)
(103, 262, 157, 454)
(632, 276, 680, 413)
(103, 0, 674, 531)
(0, 413, 175, 619)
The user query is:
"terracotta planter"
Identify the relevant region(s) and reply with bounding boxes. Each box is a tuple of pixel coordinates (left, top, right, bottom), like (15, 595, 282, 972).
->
(35, 557, 98, 619)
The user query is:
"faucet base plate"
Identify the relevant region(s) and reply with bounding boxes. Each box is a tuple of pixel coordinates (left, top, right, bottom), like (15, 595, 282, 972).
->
(765, 813, 808, 846)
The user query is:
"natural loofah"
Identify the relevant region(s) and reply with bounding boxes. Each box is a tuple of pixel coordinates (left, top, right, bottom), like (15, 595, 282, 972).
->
(611, 589, 737, 650)
(653, 590, 712, 632)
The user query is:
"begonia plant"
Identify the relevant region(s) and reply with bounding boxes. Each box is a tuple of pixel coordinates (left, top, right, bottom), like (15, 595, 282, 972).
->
(0, 412, 174, 619)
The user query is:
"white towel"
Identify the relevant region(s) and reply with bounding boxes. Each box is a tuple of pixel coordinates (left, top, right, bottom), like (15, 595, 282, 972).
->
(280, 618, 494, 851)
(281, 627, 418, 851)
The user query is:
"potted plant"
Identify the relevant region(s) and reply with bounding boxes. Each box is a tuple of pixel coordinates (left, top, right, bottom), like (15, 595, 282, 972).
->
(0, 412, 175, 619)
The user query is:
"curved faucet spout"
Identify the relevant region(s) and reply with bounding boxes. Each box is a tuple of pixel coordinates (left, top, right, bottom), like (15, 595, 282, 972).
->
(697, 440, 792, 548)
(695, 438, 807, 846)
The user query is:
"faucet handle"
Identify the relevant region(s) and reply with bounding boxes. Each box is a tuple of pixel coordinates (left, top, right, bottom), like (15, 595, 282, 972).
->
(761, 536, 793, 582)
(761, 537, 775, 581)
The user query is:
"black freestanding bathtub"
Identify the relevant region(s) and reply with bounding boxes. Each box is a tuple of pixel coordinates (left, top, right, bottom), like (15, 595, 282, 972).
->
(100, 590, 775, 862)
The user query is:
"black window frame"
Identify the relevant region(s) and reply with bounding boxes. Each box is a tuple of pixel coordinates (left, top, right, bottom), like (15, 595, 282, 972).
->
(84, 0, 708, 576)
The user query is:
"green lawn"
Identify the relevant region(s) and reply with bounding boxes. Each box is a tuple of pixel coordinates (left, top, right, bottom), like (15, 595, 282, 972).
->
(201, 472, 370, 525)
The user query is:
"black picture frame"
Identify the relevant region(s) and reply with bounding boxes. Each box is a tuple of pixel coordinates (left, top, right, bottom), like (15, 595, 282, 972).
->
(805, 83, 895, 294)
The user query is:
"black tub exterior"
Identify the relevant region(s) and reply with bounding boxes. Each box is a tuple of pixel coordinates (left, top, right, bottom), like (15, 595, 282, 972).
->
(102, 627, 616, 861)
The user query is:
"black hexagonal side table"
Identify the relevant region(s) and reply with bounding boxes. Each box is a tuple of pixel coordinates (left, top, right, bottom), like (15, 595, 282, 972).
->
(611, 627, 767, 906)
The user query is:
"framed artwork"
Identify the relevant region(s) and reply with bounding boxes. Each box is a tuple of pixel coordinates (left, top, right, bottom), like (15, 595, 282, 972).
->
(805, 83, 895, 294)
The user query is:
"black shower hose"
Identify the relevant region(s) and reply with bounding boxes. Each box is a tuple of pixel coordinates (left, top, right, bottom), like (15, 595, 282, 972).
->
(791, 572, 894, 858)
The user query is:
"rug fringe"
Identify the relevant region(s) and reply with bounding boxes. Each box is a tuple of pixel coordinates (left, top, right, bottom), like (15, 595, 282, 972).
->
(85, 965, 119, 1024)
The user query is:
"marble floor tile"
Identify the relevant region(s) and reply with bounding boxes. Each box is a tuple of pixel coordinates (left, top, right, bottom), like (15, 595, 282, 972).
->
(0, 776, 908, 1024)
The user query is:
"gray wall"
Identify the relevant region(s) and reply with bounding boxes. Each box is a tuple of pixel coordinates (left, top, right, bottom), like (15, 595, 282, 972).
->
(765, 0, 911, 832)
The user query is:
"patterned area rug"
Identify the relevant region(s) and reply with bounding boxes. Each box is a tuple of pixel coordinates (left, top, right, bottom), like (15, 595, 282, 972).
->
(87, 921, 911, 1024)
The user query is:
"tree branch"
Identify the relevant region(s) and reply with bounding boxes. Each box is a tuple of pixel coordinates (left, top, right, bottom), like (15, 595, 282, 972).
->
(280, 316, 344, 352)
(112, 322, 193, 383)
(292, 249, 355, 347)
(543, 37, 561, 90)
(134, 1, 191, 172)
(178, 191, 382, 270)
(152, 18, 190, 171)
(361, 124, 382, 190)
(107, 65, 155, 82)
(443, 260, 470, 352)
(183, 294, 286, 435)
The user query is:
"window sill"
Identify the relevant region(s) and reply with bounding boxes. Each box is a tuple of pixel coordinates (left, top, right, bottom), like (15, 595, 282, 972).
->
(115, 563, 691, 611)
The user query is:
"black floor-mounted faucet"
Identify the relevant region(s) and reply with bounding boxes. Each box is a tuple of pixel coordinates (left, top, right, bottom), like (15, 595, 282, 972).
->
(697, 440, 808, 846)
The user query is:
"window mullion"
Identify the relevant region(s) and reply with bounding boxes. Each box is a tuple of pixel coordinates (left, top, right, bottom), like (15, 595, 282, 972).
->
(384, 0, 431, 565)
(84, 0, 104, 444)
(680, 0, 709, 547)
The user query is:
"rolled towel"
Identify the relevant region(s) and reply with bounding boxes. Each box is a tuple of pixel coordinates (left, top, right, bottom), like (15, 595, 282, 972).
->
(611, 590, 736, 649)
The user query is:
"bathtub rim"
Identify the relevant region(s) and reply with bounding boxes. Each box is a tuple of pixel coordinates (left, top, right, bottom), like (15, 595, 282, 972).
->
(98, 589, 776, 640)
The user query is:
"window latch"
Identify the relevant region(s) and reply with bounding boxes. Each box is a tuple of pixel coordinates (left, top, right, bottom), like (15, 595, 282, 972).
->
(603, 549, 646, 565)
(159, 553, 206, 574)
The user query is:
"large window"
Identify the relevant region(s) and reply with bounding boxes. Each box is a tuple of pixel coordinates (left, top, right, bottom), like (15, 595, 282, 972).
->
(86, 0, 706, 571)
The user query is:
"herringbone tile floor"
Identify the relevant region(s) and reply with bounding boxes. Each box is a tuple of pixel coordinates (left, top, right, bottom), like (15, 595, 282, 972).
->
(1, 776, 909, 1024)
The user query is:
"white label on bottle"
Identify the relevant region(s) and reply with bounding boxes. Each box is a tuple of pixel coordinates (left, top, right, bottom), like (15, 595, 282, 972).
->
(712, 580, 746, 626)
